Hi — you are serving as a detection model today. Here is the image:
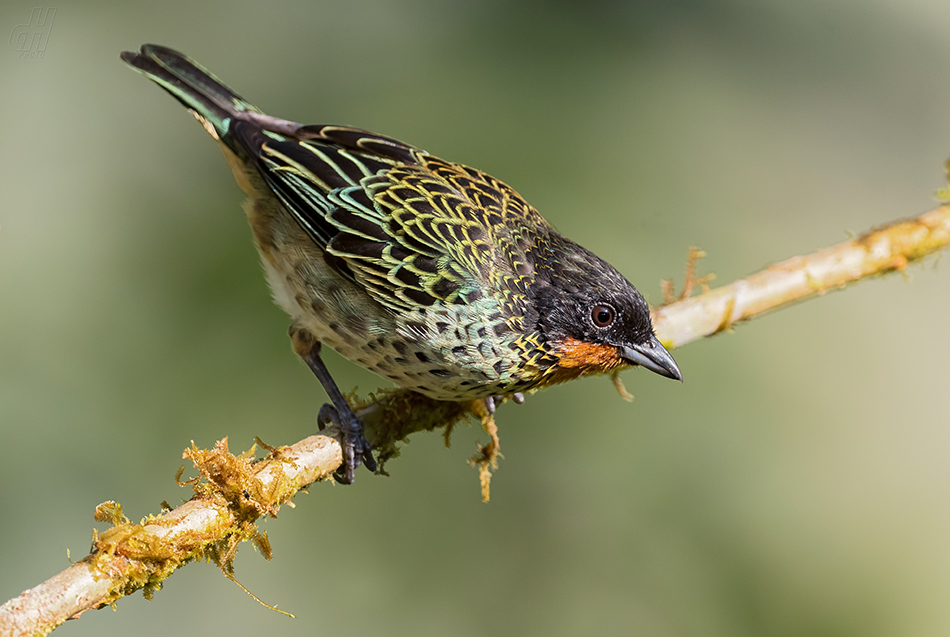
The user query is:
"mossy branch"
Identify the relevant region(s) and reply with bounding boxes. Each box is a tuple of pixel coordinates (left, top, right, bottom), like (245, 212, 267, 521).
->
(2, 205, 948, 636)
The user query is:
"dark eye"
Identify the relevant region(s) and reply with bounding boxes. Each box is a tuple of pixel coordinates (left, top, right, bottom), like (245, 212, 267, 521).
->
(591, 304, 614, 327)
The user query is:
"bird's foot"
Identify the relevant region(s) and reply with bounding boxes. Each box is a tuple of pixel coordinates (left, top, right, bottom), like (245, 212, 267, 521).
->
(483, 392, 525, 414)
(318, 403, 376, 484)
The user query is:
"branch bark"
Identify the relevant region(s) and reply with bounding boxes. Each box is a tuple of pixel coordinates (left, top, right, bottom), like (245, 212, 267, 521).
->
(2, 205, 948, 636)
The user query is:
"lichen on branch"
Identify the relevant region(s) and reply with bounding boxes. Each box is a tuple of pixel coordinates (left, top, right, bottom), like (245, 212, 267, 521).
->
(2, 205, 949, 637)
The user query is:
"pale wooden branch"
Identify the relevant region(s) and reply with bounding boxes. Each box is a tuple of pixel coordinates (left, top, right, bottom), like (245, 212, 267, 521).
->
(0, 436, 343, 636)
(2, 205, 948, 636)
(653, 207, 950, 347)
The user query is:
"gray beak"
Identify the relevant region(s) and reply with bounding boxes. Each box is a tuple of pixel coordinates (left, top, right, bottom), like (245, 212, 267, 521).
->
(620, 335, 683, 382)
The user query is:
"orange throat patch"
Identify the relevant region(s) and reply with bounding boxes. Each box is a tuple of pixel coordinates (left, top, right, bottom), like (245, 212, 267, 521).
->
(544, 336, 626, 385)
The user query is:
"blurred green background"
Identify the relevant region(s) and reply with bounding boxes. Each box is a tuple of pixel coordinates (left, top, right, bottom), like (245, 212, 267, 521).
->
(2, 1, 950, 635)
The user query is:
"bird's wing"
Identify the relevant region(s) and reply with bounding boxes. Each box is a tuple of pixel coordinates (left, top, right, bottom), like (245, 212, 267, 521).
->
(244, 124, 546, 316)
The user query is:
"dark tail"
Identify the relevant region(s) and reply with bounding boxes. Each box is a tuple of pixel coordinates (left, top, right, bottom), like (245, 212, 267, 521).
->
(120, 44, 264, 145)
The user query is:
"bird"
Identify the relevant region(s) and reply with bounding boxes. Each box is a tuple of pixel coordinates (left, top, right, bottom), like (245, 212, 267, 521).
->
(121, 44, 682, 484)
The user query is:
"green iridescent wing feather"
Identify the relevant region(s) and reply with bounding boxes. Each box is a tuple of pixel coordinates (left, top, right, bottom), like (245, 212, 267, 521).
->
(122, 44, 547, 322)
(255, 129, 547, 318)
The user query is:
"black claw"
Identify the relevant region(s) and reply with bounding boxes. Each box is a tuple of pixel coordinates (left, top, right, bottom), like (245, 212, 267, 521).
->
(321, 403, 375, 484)
(317, 403, 334, 431)
(361, 446, 377, 473)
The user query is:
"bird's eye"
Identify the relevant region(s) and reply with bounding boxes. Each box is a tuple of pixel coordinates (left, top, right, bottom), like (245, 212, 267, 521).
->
(591, 304, 614, 327)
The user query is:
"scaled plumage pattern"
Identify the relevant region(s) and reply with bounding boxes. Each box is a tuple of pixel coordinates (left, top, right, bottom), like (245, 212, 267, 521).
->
(122, 44, 681, 482)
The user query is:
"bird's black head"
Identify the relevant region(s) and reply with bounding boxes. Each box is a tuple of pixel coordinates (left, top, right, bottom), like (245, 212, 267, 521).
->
(529, 236, 682, 382)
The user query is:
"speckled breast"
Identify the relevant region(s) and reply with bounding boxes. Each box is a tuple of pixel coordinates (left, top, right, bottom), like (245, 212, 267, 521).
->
(259, 236, 532, 402)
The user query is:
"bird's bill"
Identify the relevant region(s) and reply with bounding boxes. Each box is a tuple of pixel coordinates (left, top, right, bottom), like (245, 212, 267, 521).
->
(620, 336, 683, 381)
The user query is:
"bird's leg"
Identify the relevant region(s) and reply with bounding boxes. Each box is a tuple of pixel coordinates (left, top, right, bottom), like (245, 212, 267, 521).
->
(290, 326, 376, 484)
